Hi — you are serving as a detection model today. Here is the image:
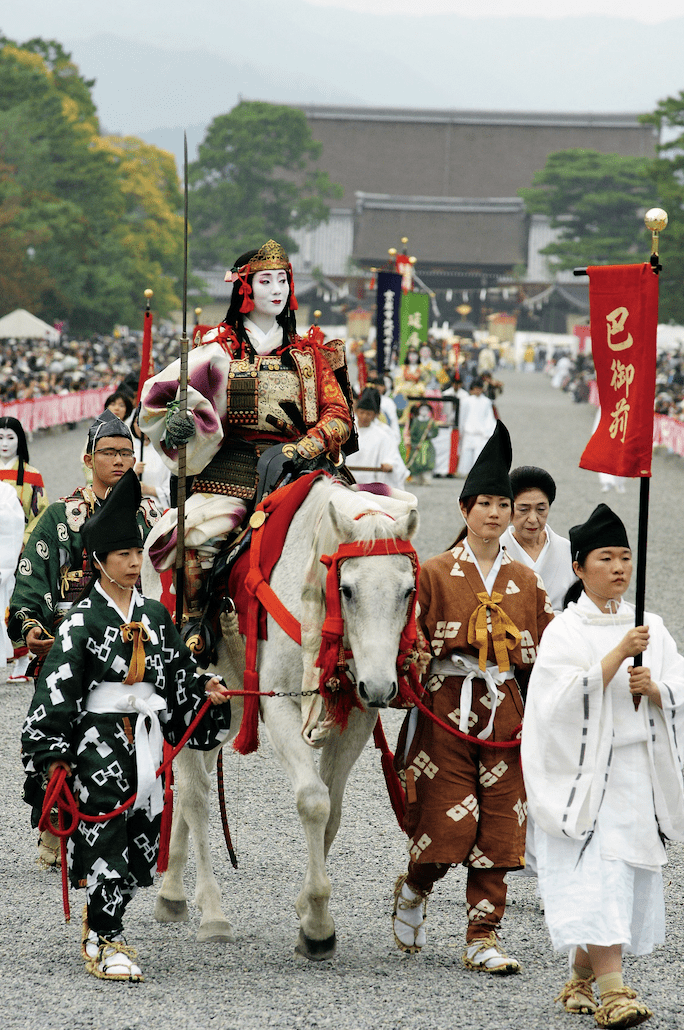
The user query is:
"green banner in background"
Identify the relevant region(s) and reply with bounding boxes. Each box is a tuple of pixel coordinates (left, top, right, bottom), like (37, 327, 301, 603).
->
(399, 292, 430, 363)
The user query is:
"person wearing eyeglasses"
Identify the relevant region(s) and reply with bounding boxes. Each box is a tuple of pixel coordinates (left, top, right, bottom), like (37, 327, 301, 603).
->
(9, 409, 162, 666)
(9, 409, 162, 867)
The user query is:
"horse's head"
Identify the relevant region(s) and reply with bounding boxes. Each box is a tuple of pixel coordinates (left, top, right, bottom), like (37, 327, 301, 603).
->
(325, 492, 419, 708)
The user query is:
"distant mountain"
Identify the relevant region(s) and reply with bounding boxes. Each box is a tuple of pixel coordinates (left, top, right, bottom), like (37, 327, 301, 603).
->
(26, 4, 679, 165)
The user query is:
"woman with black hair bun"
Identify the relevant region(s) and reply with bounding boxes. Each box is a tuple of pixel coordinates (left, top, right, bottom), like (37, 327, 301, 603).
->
(140, 240, 354, 628)
(501, 465, 574, 612)
(0, 416, 48, 544)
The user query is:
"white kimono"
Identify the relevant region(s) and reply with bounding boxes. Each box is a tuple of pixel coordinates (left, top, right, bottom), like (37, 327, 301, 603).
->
(522, 593, 684, 954)
(457, 393, 495, 476)
(501, 525, 574, 612)
(0, 482, 25, 665)
(346, 419, 408, 490)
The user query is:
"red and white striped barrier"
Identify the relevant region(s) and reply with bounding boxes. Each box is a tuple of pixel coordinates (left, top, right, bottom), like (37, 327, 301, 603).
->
(588, 379, 684, 458)
(0, 387, 114, 432)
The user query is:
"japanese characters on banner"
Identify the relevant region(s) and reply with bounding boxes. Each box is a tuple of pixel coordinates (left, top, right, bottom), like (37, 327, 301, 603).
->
(579, 264, 658, 478)
(375, 271, 402, 377)
(399, 292, 430, 363)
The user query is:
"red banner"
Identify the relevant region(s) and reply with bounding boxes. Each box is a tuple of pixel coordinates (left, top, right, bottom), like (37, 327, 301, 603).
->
(136, 308, 155, 403)
(579, 264, 658, 478)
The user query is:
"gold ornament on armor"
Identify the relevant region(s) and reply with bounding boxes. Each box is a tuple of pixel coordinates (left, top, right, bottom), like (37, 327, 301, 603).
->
(295, 435, 324, 459)
(467, 592, 522, 672)
(121, 622, 151, 685)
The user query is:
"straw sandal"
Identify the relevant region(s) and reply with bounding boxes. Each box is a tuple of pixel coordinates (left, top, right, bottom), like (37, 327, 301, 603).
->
(392, 873, 429, 953)
(462, 930, 521, 975)
(85, 935, 143, 982)
(594, 987, 652, 1029)
(555, 975, 597, 1014)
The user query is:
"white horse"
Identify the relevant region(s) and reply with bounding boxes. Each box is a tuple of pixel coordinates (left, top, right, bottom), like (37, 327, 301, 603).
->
(143, 476, 419, 960)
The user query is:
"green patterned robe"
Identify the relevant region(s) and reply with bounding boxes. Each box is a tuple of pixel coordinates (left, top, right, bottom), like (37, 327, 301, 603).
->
(8, 486, 161, 645)
(21, 583, 230, 893)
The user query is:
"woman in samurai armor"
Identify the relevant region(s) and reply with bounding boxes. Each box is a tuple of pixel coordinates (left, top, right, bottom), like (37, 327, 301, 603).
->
(392, 421, 554, 973)
(140, 239, 353, 628)
(521, 504, 684, 1028)
(21, 469, 230, 982)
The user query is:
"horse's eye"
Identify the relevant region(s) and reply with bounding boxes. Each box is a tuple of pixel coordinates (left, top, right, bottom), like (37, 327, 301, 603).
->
(340, 585, 353, 601)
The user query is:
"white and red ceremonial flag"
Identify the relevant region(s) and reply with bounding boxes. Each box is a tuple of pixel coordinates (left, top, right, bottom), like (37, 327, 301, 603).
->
(136, 305, 155, 403)
(579, 263, 658, 479)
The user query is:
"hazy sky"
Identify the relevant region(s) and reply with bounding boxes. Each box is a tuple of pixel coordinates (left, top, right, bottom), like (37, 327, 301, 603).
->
(305, 0, 683, 19)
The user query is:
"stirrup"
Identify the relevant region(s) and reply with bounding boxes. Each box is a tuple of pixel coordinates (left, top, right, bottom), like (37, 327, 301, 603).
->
(594, 986, 652, 1029)
(462, 930, 521, 975)
(555, 974, 597, 1014)
(392, 873, 429, 954)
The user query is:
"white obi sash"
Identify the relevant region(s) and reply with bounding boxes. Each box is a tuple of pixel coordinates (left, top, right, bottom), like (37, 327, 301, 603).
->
(86, 681, 167, 819)
(431, 652, 515, 740)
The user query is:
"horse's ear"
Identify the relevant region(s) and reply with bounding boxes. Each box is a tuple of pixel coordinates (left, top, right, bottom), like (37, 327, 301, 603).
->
(328, 500, 355, 542)
(395, 509, 420, 540)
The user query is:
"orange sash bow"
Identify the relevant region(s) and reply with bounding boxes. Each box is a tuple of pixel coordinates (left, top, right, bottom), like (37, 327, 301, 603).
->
(120, 622, 151, 685)
(467, 591, 521, 672)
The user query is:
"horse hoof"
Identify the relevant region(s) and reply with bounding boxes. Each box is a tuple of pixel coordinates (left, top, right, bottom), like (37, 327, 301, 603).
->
(196, 920, 235, 944)
(295, 929, 337, 962)
(154, 896, 189, 923)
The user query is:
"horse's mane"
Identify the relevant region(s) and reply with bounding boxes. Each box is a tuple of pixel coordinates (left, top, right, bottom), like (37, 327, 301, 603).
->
(309, 477, 418, 562)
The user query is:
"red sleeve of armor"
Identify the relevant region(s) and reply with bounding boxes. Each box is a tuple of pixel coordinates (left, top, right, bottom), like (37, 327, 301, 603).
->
(296, 346, 352, 462)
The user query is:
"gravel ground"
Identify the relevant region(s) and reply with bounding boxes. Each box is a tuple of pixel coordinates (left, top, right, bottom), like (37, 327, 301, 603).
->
(3, 371, 684, 1030)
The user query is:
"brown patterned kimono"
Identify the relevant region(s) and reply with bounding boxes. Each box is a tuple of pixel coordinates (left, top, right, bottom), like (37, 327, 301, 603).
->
(398, 541, 553, 938)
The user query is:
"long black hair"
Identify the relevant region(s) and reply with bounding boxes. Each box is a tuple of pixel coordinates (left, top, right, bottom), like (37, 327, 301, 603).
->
(224, 249, 298, 348)
(0, 416, 29, 486)
(450, 494, 479, 548)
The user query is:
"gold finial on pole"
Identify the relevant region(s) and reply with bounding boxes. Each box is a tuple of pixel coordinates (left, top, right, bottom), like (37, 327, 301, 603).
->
(644, 207, 668, 263)
(144, 288, 153, 311)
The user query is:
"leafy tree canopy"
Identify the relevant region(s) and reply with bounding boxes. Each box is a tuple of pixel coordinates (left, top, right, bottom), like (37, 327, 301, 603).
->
(520, 149, 653, 271)
(189, 101, 343, 269)
(641, 95, 684, 323)
(0, 36, 183, 334)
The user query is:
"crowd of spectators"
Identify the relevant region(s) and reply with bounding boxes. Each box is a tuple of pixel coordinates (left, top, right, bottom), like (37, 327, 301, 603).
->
(0, 331, 179, 405)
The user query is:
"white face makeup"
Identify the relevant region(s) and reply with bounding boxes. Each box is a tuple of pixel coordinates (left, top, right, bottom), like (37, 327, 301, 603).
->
(251, 270, 289, 320)
(0, 429, 19, 461)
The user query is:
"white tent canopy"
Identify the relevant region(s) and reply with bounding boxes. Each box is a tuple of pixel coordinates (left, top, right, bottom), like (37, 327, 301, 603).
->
(0, 308, 60, 343)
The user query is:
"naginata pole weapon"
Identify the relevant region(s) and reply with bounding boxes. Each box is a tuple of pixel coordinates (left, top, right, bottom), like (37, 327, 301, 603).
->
(175, 133, 190, 628)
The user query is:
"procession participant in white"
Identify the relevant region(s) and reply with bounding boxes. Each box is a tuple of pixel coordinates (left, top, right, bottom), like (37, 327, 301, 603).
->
(0, 482, 25, 669)
(346, 389, 408, 490)
(521, 504, 684, 1028)
(501, 466, 574, 612)
(456, 378, 496, 477)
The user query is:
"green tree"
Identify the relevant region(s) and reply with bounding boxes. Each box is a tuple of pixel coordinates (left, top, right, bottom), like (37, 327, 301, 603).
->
(0, 37, 184, 334)
(189, 101, 343, 269)
(520, 149, 654, 271)
(642, 95, 684, 323)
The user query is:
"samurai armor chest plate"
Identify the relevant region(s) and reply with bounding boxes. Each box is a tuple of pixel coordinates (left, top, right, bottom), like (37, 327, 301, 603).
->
(255, 356, 308, 433)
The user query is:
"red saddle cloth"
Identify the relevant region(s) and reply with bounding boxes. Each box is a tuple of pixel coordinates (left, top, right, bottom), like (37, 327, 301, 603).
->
(228, 471, 327, 640)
